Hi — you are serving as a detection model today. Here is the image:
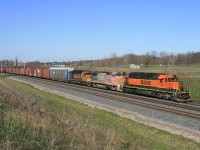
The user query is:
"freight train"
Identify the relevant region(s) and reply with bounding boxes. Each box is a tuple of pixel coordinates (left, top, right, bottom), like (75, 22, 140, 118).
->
(3, 67, 190, 102)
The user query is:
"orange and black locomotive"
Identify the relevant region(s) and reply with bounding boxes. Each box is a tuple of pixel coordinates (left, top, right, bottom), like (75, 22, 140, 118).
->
(123, 72, 190, 102)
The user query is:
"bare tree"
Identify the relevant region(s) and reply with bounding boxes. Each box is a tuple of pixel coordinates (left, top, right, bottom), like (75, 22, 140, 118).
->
(143, 52, 151, 66)
(159, 51, 169, 65)
(26, 61, 41, 68)
(150, 50, 158, 64)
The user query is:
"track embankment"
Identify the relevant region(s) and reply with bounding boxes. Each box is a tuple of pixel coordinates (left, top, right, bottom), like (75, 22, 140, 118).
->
(8, 75, 200, 143)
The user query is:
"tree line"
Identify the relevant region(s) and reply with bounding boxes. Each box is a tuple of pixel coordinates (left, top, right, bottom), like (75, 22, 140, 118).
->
(77, 51, 200, 67)
(17, 51, 200, 68)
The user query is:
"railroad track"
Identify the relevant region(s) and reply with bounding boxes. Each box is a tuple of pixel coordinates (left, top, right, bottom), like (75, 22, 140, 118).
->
(13, 74, 200, 112)
(66, 82, 200, 112)
(7, 74, 200, 121)
(190, 100, 200, 107)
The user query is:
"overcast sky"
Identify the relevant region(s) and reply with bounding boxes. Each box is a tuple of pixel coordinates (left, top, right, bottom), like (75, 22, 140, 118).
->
(0, 0, 200, 62)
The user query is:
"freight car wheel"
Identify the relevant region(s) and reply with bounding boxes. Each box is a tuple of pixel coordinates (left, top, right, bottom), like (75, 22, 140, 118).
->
(87, 82, 91, 87)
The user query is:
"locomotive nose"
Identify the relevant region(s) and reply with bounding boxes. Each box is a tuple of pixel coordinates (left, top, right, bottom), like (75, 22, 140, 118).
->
(178, 82, 183, 91)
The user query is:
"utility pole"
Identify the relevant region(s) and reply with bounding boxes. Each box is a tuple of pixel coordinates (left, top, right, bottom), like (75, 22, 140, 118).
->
(1, 63, 2, 76)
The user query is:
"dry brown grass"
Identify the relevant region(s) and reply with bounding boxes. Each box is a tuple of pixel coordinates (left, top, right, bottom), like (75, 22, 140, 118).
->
(0, 78, 136, 150)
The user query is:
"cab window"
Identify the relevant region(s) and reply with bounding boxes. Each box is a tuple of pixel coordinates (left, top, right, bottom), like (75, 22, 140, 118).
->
(116, 72, 121, 76)
(122, 72, 126, 76)
(168, 78, 175, 82)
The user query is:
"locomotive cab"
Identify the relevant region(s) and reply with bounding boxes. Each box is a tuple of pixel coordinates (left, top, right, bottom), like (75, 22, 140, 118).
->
(158, 74, 190, 100)
(81, 71, 92, 83)
(113, 72, 127, 77)
(158, 74, 182, 91)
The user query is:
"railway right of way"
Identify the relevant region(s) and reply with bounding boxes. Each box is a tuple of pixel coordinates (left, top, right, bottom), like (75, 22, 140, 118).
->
(6, 74, 200, 142)
(6, 74, 200, 112)
(7, 74, 200, 120)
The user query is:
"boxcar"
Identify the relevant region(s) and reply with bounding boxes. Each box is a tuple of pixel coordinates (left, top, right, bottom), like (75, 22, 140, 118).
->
(14, 68, 20, 74)
(29, 68, 34, 76)
(33, 68, 42, 77)
(5, 68, 7, 73)
(19, 68, 25, 75)
(9, 68, 14, 73)
(40, 68, 50, 79)
(50, 68, 73, 82)
(1, 68, 6, 73)
(24, 68, 29, 76)
(32, 68, 38, 77)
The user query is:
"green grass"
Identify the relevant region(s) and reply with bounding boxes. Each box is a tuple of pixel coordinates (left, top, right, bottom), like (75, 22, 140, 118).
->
(173, 64, 200, 69)
(80, 64, 200, 73)
(179, 76, 200, 100)
(0, 77, 200, 149)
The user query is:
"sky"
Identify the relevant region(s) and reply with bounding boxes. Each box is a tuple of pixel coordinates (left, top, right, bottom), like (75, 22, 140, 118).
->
(0, 0, 200, 62)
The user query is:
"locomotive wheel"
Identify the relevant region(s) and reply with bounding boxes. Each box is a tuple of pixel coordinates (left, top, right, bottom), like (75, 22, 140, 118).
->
(111, 86, 117, 91)
(164, 94, 172, 100)
(119, 88, 124, 93)
(157, 93, 163, 99)
(129, 89, 136, 94)
(151, 91, 157, 97)
(92, 83, 97, 88)
(105, 86, 110, 90)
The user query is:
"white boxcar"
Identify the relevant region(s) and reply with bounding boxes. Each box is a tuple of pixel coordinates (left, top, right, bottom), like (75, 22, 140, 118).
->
(50, 68, 74, 82)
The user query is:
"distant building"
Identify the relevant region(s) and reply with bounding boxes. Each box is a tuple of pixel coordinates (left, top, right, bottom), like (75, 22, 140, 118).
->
(0, 58, 21, 66)
(130, 64, 140, 69)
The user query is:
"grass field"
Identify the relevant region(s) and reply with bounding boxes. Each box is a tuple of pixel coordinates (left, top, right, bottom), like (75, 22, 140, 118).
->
(0, 77, 200, 149)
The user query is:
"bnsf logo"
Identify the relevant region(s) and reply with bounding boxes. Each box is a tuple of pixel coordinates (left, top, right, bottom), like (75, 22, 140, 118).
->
(141, 80, 151, 85)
